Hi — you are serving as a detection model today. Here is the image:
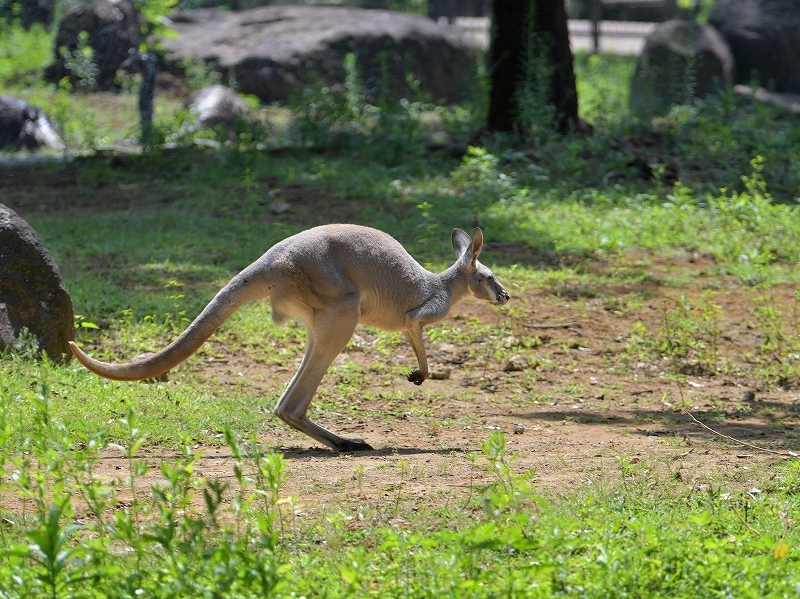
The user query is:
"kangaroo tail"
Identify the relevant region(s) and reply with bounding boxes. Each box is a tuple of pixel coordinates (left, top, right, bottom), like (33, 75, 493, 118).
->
(69, 269, 269, 381)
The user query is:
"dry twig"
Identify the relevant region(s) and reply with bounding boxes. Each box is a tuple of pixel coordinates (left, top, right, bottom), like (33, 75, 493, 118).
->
(683, 410, 798, 457)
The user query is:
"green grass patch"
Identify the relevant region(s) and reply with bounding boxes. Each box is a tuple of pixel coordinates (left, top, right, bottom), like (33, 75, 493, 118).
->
(0, 409, 798, 598)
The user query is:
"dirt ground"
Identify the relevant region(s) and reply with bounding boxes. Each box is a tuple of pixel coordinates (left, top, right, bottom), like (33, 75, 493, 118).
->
(5, 159, 799, 518)
(86, 263, 800, 518)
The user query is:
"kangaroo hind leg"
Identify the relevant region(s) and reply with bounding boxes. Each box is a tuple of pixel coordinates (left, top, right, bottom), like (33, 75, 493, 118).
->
(273, 298, 371, 452)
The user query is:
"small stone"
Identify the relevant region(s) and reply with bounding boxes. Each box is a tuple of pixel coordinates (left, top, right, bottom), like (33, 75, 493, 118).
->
(270, 200, 291, 214)
(429, 365, 451, 380)
(503, 354, 529, 372)
(743, 390, 756, 402)
(513, 424, 525, 435)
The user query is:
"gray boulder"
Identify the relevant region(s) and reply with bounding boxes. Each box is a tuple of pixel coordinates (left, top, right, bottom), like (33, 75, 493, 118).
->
(709, 0, 800, 93)
(45, 0, 140, 90)
(161, 6, 479, 104)
(180, 85, 251, 132)
(630, 20, 734, 117)
(0, 204, 74, 361)
(0, 304, 17, 352)
(0, 96, 65, 152)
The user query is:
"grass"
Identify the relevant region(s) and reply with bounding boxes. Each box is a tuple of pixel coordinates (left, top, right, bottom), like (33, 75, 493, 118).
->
(2, 19, 800, 598)
(1, 402, 799, 597)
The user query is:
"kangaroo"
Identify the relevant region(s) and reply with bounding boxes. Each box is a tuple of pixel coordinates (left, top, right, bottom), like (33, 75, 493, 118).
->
(69, 224, 510, 452)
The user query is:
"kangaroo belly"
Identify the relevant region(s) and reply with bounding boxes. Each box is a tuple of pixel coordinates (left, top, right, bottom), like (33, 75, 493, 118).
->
(357, 297, 407, 331)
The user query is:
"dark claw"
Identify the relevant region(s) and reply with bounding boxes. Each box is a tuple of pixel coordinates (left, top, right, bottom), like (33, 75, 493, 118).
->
(336, 438, 374, 452)
(407, 370, 425, 386)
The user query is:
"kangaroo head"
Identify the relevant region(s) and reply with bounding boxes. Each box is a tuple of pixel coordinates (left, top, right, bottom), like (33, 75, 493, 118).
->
(452, 228, 510, 306)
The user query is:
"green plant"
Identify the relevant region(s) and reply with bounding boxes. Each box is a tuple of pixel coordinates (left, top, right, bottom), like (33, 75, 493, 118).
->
(515, 2, 557, 143)
(58, 31, 97, 92)
(289, 52, 431, 164)
(752, 287, 800, 386)
(0, 18, 52, 86)
(574, 51, 634, 124)
(622, 293, 723, 377)
(659, 293, 722, 376)
(179, 57, 222, 92)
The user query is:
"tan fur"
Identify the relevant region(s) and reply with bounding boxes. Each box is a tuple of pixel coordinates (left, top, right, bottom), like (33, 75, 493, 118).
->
(70, 224, 509, 452)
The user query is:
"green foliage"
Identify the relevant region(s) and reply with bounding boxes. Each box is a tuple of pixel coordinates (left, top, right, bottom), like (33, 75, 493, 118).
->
(132, 0, 179, 46)
(0, 385, 281, 598)
(478, 155, 800, 277)
(630, 47, 698, 118)
(574, 51, 634, 124)
(58, 30, 97, 92)
(622, 285, 800, 387)
(0, 18, 51, 86)
(288, 52, 439, 165)
(751, 288, 800, 386)
(515, 4, 557, 144)
(626, 293, 723, 377)
(179, 57, 223, 92)
(677, 96, 800, 204)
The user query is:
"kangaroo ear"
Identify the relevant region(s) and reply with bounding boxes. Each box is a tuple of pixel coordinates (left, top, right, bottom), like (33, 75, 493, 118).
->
(452, 228, 472, 257)
(470, 228, 483, 265)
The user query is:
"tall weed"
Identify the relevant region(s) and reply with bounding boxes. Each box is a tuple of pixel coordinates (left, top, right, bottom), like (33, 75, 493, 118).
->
(751, 287, 800, 386)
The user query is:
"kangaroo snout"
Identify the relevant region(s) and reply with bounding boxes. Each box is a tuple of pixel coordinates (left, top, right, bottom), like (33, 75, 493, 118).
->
(496, 288, 511, 305)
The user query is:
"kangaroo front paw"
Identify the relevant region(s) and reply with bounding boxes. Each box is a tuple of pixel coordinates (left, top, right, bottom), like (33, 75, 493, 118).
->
(407, 369, 426, 386)
(336, 438, 374, 452)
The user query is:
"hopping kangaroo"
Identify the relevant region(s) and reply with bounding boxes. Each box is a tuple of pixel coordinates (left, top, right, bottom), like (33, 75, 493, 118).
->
(69, 224, 510, 452)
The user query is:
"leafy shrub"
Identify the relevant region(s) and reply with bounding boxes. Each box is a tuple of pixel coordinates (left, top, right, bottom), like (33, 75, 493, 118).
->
(0, 18, 52, 86)
(288, 53, 434, 165)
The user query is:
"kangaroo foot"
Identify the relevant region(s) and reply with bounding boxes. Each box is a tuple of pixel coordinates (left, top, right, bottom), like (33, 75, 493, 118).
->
(335, 437, 374, 452)
(407, 369, 426, 386)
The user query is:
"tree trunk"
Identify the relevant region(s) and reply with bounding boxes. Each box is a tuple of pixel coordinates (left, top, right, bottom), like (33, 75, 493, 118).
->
(487, 0, 579, 134)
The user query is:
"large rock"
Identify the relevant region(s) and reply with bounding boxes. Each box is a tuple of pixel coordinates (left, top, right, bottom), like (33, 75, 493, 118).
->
(45, 0, 140, 90)
(0, 304, 17, 352)
(709, 0, 800, 93)
(161, 6, 480, 104)
(0, 96, 65, 152)
(0, 204, 74, 361)
(630, 20, 734, 117)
